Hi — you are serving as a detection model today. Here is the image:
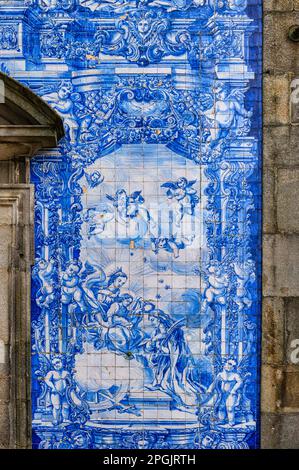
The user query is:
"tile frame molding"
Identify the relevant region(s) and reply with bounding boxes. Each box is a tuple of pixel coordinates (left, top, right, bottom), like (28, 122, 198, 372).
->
(0, 72, 64, 449)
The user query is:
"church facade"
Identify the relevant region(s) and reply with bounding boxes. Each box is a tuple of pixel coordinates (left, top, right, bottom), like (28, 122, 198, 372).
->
(0, 0, 262, 449)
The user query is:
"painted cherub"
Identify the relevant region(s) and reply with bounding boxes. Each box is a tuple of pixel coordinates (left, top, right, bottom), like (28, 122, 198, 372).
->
(33, 258, 57, 309)
(106, 189, 153, 241)
(106, 189, 146, 220)
(233, 259, 256, 312)
(203, 81, 253, 146)
(85, 170, 104, 189)
(42, 81, 81, 142)
(44, 357, 71, 426)
(202, 261, 229, 311)
(61, 260, 99, 317)
(44, 356, 90, 427)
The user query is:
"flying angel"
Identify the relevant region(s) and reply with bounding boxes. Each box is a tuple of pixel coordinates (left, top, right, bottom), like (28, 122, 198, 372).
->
(80, 0, 135, 12)
(161, 177, 200, 225)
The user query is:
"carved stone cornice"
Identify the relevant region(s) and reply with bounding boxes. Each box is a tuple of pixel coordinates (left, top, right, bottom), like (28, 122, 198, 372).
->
(0, 71, 64, 160)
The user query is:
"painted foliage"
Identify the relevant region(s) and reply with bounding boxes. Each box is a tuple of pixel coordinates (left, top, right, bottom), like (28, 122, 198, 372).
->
(0, 0, 261, 449)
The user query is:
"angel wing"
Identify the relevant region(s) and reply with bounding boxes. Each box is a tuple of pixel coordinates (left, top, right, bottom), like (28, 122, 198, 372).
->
(199, 92, 214, 111)
(80, 261, 96, 280)
(35, 353, 52, 376)
(37, 83, 58, 98)
(228, 88, 249, 102)
(85, 171, 104, 188)
(238, 356, 250, 373)
(214, 354, 224, 374)
(161, 182, 178, 189)
(130, 190, 144, 202)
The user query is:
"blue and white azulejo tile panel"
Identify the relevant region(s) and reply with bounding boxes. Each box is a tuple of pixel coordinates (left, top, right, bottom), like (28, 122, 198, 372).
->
(0, 0, 262, 449)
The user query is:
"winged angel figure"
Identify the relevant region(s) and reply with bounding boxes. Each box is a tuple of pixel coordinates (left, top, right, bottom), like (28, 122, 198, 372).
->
(40, 81, 83, 143)
(36, 354, 90, 426)
(161, 177, 199, 225)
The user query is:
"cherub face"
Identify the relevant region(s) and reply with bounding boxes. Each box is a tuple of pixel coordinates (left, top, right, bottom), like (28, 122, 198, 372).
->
(157, 238, 167, 248)
(177, 177, 187, 188)
(138, 19, 150, 34)
(137, 439, 150, 449)
(224, 359, 236, 372)
(58, 86, 71, 99)
(91, 173, 99, 182)
(67, 263, 80, 275)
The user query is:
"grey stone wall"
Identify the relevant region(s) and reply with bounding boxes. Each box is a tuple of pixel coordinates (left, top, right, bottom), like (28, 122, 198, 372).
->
(0, 73, 63, 448)
(262, 0, 299, 449)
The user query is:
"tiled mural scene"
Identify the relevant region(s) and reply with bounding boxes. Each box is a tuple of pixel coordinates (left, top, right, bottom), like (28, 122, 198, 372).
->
(0, 0, 261, 449)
